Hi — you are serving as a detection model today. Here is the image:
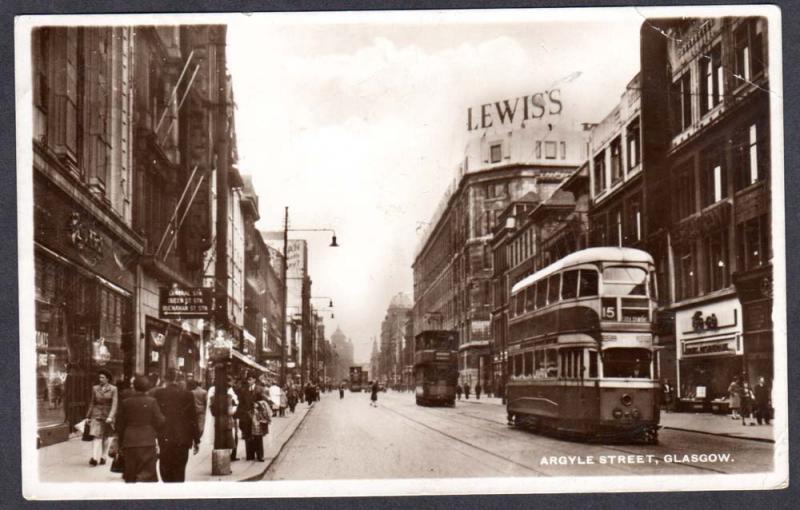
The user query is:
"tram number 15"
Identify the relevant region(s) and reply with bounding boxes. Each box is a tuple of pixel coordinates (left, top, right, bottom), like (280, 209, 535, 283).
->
(601, 298, 617, 320)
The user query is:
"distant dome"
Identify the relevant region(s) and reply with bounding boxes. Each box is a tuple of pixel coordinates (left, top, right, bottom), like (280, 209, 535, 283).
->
(389, 292, 412, 309)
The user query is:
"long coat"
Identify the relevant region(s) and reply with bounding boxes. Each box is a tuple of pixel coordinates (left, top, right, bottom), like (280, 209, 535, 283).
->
(236, 385, 264, 439)
(152, 383, 200, 448)
(116, 392, 165, 448)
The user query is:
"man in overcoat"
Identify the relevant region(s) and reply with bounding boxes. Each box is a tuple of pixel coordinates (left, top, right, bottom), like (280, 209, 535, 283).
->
(152, 369, 200, 482)
(753, 376, 772, 425)
(237, 373, 264, 461)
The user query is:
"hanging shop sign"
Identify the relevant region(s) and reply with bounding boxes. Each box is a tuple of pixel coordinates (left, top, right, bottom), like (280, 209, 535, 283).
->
(159, 286, 213, 319)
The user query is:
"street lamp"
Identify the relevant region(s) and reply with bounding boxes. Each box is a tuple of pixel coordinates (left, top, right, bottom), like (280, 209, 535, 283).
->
(280, 206, 339, 387)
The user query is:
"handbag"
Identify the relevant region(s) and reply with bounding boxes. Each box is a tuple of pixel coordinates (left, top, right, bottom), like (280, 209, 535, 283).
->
(110, 451, 125, 473)
(82, 420, 93, 442)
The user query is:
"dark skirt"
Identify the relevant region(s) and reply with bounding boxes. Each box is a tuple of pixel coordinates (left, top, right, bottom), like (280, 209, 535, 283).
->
(371, 392, 378, 401)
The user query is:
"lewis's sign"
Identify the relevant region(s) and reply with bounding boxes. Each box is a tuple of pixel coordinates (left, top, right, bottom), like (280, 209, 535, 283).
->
(467, 89, 563, 131)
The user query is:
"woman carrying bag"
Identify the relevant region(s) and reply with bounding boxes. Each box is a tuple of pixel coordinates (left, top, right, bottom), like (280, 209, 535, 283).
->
(250, 393, 272, 462)
(86, 369, 118, 466)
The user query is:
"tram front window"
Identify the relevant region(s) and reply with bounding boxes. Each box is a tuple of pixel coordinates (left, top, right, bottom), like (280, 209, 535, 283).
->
(603, 266, 647, 296)
(603, 348, 651, 378)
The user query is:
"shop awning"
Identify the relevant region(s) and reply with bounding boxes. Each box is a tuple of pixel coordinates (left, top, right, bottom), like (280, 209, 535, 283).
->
(230, 349, 271, 374)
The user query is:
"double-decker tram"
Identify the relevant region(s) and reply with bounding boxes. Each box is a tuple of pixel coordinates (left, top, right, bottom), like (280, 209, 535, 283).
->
(506, 247, 660, 443)
(414, 330, 459, 406)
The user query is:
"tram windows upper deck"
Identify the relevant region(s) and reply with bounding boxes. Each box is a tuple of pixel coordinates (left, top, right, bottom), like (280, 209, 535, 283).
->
(603, 348, 652, 378)
(536, 280, 547, 308)
(602, 266, 648, 296)
(579, 270, 599, 297)
(525, 286, 536, 312)
(547, 274, 561, 304)
(561, 270, 580, 300)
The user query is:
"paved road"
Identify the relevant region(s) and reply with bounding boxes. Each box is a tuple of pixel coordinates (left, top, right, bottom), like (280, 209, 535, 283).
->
(262, 390, 773, 480)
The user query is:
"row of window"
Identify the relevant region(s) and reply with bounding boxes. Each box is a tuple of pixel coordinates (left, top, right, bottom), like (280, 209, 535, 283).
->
(592, 118, 641, 197)
(590, 194, 643, 247)
(671, 19, 765, 138)
(489, 141, 568, 164)
(510, 269, 599, 317)
(673, 214, 770, 302)
(508, 347, 652, 380)
(672, 120, 768, 221)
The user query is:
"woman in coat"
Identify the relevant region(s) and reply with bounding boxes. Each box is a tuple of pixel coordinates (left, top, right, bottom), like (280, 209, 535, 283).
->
(86, 368, 118, 466)
(740, 381, 756, 426)
(370, 381, 379, 407)
(728, 378, 742, 419)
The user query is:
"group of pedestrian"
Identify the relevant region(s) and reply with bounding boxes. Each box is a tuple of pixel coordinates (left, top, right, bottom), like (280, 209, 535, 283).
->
(81, 367, 310, 483)
(728, 376, 772, 426)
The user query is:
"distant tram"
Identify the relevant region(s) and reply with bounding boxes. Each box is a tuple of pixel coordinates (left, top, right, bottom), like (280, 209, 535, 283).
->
(414, 330, 458, 406)
(349, 366, 365, 392)
(506, 247, 660, 443)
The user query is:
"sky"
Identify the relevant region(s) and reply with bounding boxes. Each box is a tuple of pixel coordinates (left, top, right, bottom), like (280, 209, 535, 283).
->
(226, 9, 643, 363)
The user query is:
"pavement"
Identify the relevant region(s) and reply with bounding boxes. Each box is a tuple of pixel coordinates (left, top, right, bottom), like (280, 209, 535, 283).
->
(38, 399, 312, 483)
(454, 395, 775, 443)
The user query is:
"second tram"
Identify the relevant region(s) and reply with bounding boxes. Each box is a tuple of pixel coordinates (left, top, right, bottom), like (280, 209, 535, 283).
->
(506, 247, 660, 443)
(414, 330, 459, 406)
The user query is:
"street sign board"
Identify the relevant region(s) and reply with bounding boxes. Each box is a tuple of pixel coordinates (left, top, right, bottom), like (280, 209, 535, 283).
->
(159, 286, 214, 319)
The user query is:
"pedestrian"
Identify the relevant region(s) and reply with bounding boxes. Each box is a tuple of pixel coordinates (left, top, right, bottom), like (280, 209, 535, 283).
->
(279, 387, 288, 415)
(146, 372, 163, 396)
(456, 383, 462, 400)
(86, 368, 118, 466)
(208, 378, 238, 460)
(464, 382, 471, 400)
(117, 377, 136, 402)
(740, 381, 756, 426)
(753, 376, 772, 425)
(661, 379, 674, 413)
(115, 375, 165, 483)
(238, 373, 265, 461)
(339, 382, 345, 399)
(287, 384, 298, 413)
(304, 383, 314, 406)
(475, 382, 482, 400)
(727, 378, 742, 419)
(152, 368, 200, 482)
(250, 393, 272, 462)
(370, 380, 379, 407)
(188, 380, 208, 439)
(269, 381, 284, 417)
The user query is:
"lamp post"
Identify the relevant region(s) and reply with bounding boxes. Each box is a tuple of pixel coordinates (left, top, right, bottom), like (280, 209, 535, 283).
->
(279, 206, 338, 386)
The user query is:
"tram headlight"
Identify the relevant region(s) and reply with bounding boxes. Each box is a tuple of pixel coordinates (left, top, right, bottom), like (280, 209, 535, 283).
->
(621, 394, 633, 407)
(612, 408, 623, 419)
(632, 408, 641, 419)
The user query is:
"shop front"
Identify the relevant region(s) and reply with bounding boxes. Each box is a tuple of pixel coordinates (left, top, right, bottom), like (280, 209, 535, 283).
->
(675, 297, 743, 412)
(34, 174, 140, 446)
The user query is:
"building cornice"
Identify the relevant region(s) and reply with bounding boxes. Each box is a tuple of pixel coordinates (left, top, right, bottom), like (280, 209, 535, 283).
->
(33, 141, 145, 254)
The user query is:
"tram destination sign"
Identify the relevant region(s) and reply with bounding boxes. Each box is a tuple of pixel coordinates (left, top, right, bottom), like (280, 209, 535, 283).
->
(159, 286, 214, 319)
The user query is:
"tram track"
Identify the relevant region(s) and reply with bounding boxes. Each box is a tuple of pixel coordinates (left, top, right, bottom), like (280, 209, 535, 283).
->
(380, 403, 552, 476)
(397, 399, 733, 475)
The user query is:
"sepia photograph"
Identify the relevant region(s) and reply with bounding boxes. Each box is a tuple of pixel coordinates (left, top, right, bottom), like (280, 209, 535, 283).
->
(14, 5, 787, 499)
